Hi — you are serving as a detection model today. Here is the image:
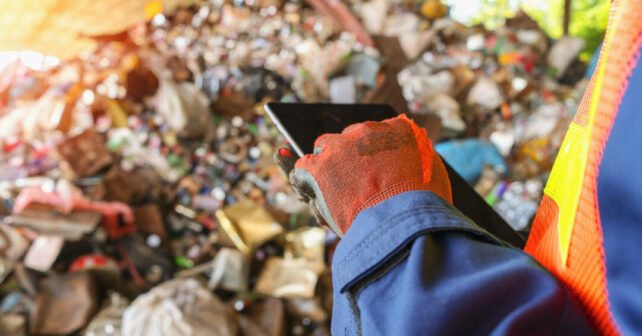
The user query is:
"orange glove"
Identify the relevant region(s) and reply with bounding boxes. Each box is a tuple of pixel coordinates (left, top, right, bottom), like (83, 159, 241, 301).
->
(275, 114, 452, 237)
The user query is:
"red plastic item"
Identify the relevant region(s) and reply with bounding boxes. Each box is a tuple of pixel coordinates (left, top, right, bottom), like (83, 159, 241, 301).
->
(13, 187, 136, 239)
(69, 254, 118, 272)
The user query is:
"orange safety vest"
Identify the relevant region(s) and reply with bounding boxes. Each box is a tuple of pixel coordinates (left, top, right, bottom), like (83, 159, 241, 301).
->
(524, 1, 642, 335)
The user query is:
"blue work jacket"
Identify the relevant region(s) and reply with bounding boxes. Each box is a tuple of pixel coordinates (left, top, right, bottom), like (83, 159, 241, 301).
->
(331, 191, 593, 335)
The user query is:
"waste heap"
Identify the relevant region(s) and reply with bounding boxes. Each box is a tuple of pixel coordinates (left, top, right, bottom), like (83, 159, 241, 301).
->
(0, 1, 590, 335)
(351, 4, 589, 231)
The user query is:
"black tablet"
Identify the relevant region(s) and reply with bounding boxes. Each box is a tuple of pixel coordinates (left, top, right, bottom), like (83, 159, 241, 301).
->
(265, 102, 525, 248)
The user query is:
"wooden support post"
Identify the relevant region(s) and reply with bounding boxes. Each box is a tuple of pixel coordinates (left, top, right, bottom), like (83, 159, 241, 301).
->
(563, 0, 572, 35)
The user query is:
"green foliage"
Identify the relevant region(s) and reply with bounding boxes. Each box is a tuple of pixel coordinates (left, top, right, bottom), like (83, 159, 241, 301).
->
(521, 0, 609, 60)
(452, 0, 609, 60)
(470, 0, 518, 30)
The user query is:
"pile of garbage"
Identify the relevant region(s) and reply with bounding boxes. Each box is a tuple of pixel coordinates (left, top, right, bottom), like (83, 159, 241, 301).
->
(353, 4, 588, 231)
(0, 1, 590, 335)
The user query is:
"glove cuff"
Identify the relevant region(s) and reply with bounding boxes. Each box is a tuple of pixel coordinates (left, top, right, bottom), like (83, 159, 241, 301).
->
(344, 180, 431, 233)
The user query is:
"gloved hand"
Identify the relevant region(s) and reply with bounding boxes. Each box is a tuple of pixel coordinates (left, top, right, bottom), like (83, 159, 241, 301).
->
(274, 114, 452, 237)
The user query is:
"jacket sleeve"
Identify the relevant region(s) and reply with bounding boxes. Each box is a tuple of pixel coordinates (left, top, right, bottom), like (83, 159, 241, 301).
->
(330, 190, 594, 336)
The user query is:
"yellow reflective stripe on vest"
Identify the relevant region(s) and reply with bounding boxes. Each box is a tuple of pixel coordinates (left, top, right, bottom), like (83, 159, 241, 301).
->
(543, 20, 615, 266)
(544, 123, 590, 266)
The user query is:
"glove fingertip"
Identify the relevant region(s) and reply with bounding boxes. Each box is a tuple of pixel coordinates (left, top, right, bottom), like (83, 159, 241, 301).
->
(289, 167, 317, 200)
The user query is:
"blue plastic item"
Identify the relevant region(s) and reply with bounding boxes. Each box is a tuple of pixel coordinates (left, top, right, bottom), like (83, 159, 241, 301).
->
(435, 139, 507, 183)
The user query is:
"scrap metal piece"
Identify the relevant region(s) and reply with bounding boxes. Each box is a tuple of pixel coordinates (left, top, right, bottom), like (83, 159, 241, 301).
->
(56, 129, 113, 178)
(30, 271, 98, 335)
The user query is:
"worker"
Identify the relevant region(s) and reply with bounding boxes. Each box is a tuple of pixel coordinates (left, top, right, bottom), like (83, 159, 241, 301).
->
(274, 1, 641, 335)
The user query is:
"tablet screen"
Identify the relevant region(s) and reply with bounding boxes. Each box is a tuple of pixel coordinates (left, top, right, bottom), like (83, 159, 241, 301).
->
(265, 103, 398, 156)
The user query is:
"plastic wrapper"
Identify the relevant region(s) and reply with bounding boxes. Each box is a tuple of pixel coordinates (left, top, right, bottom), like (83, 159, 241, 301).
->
(151, 77, 211, 139)
(398, 68, 455, 104)
(424, 93, 465, 133)
(383, 12, 422, 37)
(177, 247, 250, 291)
(207, 248, 249, 291)
(284, 227, 326, 264)
(467, 76, 504, 110)
(121, 278, 237, 336)
(215, 199, 283, 254)
(360, 0, 387, 34)
(489, 130, 515, 157)
(23, 235, 64, 272)
(547, 36, 585, 78)
(435, 139, 507, 183)
(254, 257, 325, 299)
